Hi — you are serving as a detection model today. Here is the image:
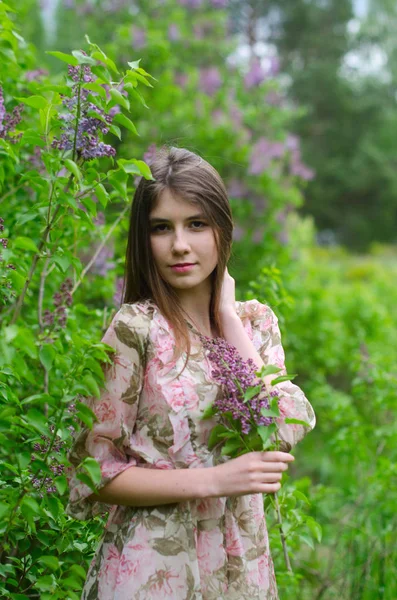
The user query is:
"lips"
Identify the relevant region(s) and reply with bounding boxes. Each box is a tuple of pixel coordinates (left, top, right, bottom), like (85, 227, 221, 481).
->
(171, 263, 195, 267)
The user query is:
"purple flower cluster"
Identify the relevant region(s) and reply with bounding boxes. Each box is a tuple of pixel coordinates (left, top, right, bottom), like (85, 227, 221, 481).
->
(0, 217, 16, 273)
(199, 66, 222, 96)
(52, 62, 116, 160)
(0, 86, 23, 143)
(249, 134, 315, 181)
(199, 333, 279, 434)
(43, 277, 73, 332)
(30, 423, 75, 496)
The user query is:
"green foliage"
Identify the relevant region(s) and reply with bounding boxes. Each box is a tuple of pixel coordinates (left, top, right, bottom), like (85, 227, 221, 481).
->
(1, 1, 395, 599)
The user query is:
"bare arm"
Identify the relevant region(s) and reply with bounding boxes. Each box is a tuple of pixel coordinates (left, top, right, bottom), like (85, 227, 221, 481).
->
(220, 311, 274, 383)
(87, 452, 293, 508)
(87, 464, 213, 507)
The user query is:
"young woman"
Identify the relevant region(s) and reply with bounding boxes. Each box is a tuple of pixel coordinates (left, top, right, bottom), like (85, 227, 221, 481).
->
(66, 146, 316, 599)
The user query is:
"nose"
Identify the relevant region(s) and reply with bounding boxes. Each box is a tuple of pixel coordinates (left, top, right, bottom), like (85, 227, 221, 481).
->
(171, 228, 191, 254)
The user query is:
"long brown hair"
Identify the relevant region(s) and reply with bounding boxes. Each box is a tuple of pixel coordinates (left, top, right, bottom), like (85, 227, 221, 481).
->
(122, 145, 234, 366)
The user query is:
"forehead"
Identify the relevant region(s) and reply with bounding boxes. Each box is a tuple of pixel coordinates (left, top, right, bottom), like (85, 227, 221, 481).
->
(150, 188, 201, 218)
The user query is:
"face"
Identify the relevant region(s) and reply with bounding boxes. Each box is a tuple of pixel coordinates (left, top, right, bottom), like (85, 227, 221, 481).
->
(149, 188, 218, 298)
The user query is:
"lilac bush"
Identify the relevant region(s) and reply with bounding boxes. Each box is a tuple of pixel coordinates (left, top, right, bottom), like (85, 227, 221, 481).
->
(52, 63, 116, 160)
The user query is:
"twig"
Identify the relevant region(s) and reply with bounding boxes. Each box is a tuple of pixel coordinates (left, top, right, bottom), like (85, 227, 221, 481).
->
(71, 203, 129, 295)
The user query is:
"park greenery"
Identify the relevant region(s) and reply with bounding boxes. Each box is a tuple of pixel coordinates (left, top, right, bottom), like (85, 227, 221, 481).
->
(0, 0, 396, 598)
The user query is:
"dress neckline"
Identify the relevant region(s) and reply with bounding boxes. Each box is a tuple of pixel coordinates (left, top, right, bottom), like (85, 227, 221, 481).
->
(185, 320, 218, 341)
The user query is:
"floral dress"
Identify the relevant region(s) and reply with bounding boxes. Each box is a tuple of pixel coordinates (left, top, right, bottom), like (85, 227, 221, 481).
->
(65, 298, 316, 600)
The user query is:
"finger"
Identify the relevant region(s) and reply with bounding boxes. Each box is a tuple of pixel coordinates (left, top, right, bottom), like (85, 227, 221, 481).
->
(262, 451, 295, 462)
(265, 482, 281, 493)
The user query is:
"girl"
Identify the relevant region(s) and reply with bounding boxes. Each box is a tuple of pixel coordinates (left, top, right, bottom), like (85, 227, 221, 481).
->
(66, 146, 316, 599)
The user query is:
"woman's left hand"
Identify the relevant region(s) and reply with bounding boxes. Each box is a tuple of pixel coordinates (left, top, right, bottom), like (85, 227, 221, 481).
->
(219, 267, 237, 318)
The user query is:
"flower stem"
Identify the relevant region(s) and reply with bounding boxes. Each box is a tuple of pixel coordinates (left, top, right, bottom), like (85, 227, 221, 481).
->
(272, 430, 293, 572)
(273, 491, 293, 573)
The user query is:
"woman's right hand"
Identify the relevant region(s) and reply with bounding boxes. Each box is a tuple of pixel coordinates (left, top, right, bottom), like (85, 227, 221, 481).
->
(207, 451, 295, 497)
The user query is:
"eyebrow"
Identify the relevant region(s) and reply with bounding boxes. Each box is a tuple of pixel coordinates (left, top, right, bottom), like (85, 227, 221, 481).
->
(149, 214, 206, 223)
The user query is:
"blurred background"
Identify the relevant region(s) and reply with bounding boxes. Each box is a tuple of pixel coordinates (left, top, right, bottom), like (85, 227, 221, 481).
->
(2, 0, 397, 598)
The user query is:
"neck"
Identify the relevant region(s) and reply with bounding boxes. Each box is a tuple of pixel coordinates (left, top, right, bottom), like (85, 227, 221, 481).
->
(176, 291, 214, 338)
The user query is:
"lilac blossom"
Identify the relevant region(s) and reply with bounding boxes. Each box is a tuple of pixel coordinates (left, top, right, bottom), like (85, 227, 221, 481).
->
(131, 26, 147, 50)
(91, 245, 116, 276)
(25, 68, 48, 82)
(199, 334, 279, 435)
(268, 55, 280, 77)
(31, 423, 69, 496)
(0, 86, 23, 143)
(244, 58, 267, 89)
(179, 0, 203, 7)
(43, 278, 73, 331)
(249, 137, 286, 175)
(168, 23, 180, 42)
(175, 72, 188, 88)
(51, 63, 116, 160)
(227, 178, 248, 199)
(287, 139, 315, 181)
(211, 0, 228, 6)
(199, 67, 222, 96)
(265, 90, 282, 106)
(134, 143, 157, 187)
(113, 276, 124, 307)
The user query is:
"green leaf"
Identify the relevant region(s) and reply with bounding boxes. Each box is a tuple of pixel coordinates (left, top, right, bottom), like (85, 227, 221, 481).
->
(298, 533, 314, 550)
(201, 402, 217, 419)
(131, 159, 154, 180)
(91, 65, 111, 83)
(38, 556, 59, 571)
(64, 158, 81, 181)
(95, 183, 109, 208)
(54, 475, 68, 496)
(260, 407, 280, 418)
(35, 574, 56, 592)
(306, 517, 322, 542)
(15, 95, 48, 109)
(46, 51, 79, 66)
(24, 408, 49, 436)
(256, 364, 282, 378)
(71, 50, 96, 66)
(109, 88, 130, 110)
(284, 418, 311, 426)
(0, 502, 10, 520)
(221, 437, 242, 457)
(128, 87, 149, 109)
(243, 384, 263, 403)
(127, 59, 142, 70)
(83, 81, 107, 100)
(81, 456, 102, 486)
(257, 425, 273, 446)
(113, 112, 139, 135)
(91, 50, 118, 74)
(21, 495, 41, 516)
(13, 236, 40, 253)
(39, 344, 56, 371)
(16, 452, 31, 470)
(52, 252, 71, 274)
(109, 123, 121, 139)
(108, 168, 129, 199)
(271, 374, 297, 385)
(83, 373, 101, 398)
(293, 490, 311, 505)
(208, 424, 230, 450)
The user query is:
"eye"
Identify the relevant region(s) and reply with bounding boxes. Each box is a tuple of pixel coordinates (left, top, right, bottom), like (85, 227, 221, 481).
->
(151, 224, 169, 233)
(190, 221, 206, 229)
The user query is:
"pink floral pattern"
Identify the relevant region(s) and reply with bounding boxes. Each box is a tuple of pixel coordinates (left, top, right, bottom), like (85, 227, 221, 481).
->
(65, 299, 315, 599)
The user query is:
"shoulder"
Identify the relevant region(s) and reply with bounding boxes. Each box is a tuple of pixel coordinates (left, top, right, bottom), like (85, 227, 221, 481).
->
(235, 298, 278, 326)
(104, 300, 154, 348)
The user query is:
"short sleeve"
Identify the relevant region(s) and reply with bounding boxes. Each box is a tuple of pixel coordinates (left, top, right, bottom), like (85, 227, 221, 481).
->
(65, 303, 151, 520)
(238, 299, 316, 451)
